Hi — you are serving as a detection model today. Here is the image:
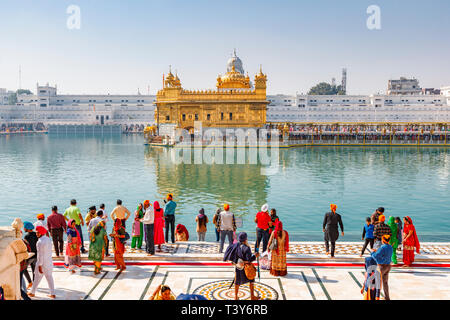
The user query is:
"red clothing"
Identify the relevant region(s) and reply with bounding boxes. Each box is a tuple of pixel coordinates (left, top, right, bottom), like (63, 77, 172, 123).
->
(47, 212, 67, 231)
(255, 211, 271, 230)
(154, 207, 165, 245)
(402, 217, 420, 265)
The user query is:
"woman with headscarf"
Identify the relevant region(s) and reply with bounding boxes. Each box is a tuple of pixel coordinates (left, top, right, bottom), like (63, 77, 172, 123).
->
(212, 208, 221, 242)
(387, 216, 399, 264)
(149, 284, 176, 300)
(153, 201, 165, 251)
(175, 224, 189, 241)
(223, 232, 259, 300)
(268, 221, 289, 276)
(268, 208, 279, 235)
(322, 204, 344, 258)
(64, 219, 82, 273)
(88, 220, 108, 274)
(195, 208, 209, 241)
(110, 218, 126, 270)
(131, 203, 144, 252)
(402, 216, 420, 267)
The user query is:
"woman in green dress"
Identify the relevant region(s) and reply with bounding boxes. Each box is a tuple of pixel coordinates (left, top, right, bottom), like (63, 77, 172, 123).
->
(88, 220, 108, 274)
(387, 216, 399, 264)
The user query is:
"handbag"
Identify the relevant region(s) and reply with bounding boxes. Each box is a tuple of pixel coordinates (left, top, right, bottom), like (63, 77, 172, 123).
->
(120, 231, 130, 244)
(269, 236, 278, 251)
(244, 263, 257, 281)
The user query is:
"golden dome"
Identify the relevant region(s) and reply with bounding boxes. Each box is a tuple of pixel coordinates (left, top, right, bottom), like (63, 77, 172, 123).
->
(217, 65, 251, 89)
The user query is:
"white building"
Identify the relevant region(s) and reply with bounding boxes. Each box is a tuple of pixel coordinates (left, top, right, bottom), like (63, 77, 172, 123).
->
(0, 88, 14, 106)
(0, 83, 156, 126)
(387, 77, 422, 95)
(266, 93, 450, 123)
(1, 82, 450, 127)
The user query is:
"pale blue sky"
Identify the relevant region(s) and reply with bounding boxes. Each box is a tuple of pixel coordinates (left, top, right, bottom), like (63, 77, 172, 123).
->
(1, 0, 449, 95)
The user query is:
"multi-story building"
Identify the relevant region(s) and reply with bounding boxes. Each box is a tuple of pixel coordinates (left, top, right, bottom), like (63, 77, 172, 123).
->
(387, 77, 422, 95)
(0, 83, 156, 127)
(0, 88, 14, 106)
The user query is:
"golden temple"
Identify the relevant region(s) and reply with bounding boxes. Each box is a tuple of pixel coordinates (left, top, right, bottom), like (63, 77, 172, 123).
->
(155, 51, 268, 132)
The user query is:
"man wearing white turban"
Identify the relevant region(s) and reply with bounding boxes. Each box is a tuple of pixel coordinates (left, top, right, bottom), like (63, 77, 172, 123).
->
(254, 203, 271, 252)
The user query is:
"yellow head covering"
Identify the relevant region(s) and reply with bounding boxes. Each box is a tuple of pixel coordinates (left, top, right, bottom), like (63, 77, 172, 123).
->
(167, 193, 173, 200)
(36, 213, 45, 220)
(330, 204, 337, 212)
(224, 204, 230, 211)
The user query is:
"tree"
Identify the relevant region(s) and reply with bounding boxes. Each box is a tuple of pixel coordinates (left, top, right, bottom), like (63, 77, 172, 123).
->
(8, 89, 33, 105)
(308, 82, 346, 95)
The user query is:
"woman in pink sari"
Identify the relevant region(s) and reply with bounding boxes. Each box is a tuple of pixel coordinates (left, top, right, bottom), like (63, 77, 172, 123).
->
(153, 201, 165, 251)
(65, 219, 82, 273)
(402, 216, 420, 267)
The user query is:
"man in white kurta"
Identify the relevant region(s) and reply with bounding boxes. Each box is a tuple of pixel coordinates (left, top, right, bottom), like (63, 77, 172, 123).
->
(28, 226, 56, 298)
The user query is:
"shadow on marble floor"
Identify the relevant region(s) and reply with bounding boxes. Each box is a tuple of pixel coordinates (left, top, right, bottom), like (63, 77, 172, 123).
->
(283, 272, 338, 283)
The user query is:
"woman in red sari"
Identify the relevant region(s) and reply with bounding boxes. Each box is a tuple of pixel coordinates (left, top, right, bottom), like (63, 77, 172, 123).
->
(402, 216, 420, 267)
(110, 218, 126, 270)
(153, 201, 165, 251)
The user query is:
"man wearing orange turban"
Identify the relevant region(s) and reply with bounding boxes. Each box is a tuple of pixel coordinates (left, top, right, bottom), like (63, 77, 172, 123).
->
(322, 204, 344, 258)
(34, 214, 48, 236)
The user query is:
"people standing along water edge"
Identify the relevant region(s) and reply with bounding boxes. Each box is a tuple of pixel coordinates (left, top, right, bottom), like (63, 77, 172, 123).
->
(47, 206, 67, 257)
(212, 208, 221, 242)
(322, 204, 344, 258)
(254, 203, 271, 253)
(360, 217, 374, 257)
(131, 203, 144, 251)
(402, 216, 420, 268)
(269, 208, 279, 235)
(373, 214, 392, 250)
(268, 221, 289, 276)
(64, 219, 82, 273)
(164, 193, 177, 244)
(153, 201, 165, 252)
(195, 208, 208, 241)
(218, 204, 237, 253)
(387, 216, 399, 264)
(64, 199, 86, 253)
(110, 218, 127, 270)
(88, 221, 108, 274)
(110, 199, 131, 229)
(142, 200, 155, 256)
(85, 206, 97, 231)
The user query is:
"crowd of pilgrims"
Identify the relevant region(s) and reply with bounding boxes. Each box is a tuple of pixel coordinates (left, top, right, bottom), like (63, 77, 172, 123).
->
(11, 196, 420, 301)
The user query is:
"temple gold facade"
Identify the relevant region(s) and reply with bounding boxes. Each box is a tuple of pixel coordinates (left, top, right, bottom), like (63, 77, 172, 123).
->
(155, 52, 268, 131)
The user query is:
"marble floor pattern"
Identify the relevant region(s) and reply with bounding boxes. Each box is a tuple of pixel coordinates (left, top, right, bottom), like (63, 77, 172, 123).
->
(27, 263, 450, 300)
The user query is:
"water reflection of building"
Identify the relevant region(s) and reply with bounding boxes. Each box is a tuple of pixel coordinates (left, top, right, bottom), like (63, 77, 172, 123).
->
(144, 146, 270, 218)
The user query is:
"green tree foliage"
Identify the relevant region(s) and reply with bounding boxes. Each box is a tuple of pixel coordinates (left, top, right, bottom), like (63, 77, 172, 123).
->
(308, 82, 346, 95)
(8, 89, 33, 105)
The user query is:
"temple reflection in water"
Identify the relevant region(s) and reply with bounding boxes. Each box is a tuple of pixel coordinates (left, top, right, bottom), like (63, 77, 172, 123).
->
(144, 146, 270, 224)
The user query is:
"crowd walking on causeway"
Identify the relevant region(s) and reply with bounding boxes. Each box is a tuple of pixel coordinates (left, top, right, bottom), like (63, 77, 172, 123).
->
(13, 195, 421, 300)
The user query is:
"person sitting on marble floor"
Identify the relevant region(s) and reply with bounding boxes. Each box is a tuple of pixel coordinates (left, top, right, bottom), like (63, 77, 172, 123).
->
(175, 224, 189, 242)
(149, 284, 176, 300)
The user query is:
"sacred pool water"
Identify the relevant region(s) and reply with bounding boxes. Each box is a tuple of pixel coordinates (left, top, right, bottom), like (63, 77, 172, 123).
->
(0, 134, 449, 241)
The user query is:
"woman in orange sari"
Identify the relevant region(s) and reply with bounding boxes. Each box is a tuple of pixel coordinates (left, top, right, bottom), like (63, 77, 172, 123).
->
(64, 219, 82, 273)
(402, 216, 420, 267)
(268, 221, 289, 276)
(110, 218, 126, 270)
